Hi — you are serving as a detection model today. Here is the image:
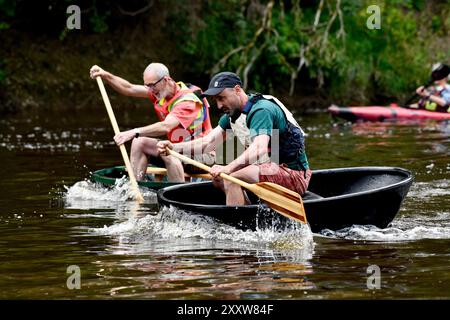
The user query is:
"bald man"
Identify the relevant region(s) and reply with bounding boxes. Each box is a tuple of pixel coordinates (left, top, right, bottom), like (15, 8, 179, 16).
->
(90, 63, 213, 182)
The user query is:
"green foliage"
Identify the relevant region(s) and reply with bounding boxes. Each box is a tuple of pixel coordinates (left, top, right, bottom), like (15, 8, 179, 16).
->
(340, 1, 432, 101)
(0, 0, 15, 17)
(0, 0, 15, 31)
(0, 21, 9, 29)
(169, 0, 254, 70)
(59, 28, 69, 41)
(171, 0, 449, 104)
(431, 16, 441, 33)
(90, 6, 110, 34)
(1, 0, 449, 106)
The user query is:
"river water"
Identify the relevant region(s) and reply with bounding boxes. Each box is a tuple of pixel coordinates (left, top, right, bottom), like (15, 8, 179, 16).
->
(0, 106, 449, 300)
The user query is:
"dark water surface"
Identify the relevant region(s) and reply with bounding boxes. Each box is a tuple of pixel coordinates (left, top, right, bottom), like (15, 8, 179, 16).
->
(0, 106, 449, 299)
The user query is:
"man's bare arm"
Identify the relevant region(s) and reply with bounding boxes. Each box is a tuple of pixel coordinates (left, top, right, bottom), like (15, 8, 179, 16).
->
(90, 65, 148, 98)
(174, 126, 226, 155)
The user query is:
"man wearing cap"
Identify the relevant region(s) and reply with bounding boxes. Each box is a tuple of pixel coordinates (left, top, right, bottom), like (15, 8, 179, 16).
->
(90, 63, 213, 182)
(157, 72, 311, 206)
(412, 63, 450, 113)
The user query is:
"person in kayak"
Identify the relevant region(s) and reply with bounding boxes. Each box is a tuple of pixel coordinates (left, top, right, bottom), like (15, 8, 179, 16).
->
(90, 63, 213, 182)
(412, 63, 450, 113)
(157, 72, 311, 206)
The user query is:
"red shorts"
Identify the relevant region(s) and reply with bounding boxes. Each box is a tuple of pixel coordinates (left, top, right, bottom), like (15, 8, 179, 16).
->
(257, 163, 312, 195)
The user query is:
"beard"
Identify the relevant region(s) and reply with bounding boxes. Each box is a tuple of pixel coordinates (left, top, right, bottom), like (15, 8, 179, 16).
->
(154, 83, 172, 101)
(154, 89, 166, 101)
(228, 106, 242, 122)
(227, 94, 243, 121)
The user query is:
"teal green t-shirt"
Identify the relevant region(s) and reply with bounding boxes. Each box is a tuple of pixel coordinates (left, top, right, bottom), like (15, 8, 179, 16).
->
(218, 98, 287, 135)
(218, 95, 309, 170)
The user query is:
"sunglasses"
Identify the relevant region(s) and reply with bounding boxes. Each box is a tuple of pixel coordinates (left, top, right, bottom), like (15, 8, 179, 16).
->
(144, 76, 165, 89)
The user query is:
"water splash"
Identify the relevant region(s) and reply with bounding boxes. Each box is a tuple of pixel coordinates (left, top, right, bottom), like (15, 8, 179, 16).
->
(318, 178, 450, 242)
(408, 179, 449, 198)
(90, 206, 314, 258)
(63, 177, 157, 209)
(319, 182, 449, 242)
(319, 222, 450, 242)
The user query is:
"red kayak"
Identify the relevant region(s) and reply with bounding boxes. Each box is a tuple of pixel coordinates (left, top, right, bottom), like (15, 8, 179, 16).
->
(328, 104, 450, 122)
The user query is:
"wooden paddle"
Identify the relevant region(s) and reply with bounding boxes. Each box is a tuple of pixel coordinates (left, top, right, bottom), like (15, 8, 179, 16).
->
(166, 148, 307, 224)
(403, 64, 449, 108)
(95, 77, 144, 203)
(402, 78, 434, 108)
(146, 167, 211, 180)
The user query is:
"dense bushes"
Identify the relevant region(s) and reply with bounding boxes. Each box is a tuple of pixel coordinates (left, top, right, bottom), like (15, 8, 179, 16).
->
(0, 0, 449, 112)
(169, 0, 449, 103)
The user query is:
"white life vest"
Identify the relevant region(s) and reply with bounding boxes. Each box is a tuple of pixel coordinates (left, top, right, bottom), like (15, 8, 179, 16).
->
(229, 94, 305, 164)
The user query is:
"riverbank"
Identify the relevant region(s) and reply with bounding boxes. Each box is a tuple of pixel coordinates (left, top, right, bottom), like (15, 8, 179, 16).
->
(1, 0, 448, 114)
(0, 27, 178, 114)
(0, 29, 332, 115)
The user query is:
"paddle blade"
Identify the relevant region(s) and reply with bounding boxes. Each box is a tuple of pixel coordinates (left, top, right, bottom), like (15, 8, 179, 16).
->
(252, 182, 307, 224)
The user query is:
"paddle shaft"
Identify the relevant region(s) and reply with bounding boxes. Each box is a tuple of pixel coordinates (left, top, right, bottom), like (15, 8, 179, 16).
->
(403, 78, 433, 107)
(145, 167, 210, 179)
(166, 149, 252, 189)
(96, 77, 144, 203)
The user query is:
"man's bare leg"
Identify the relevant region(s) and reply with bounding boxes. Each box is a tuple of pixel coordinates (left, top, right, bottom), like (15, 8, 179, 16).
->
(130, 137, 184, 182)
(161, 155, 184, 182)
(212, 177, 225, 192)
(223, 165, 259, 205)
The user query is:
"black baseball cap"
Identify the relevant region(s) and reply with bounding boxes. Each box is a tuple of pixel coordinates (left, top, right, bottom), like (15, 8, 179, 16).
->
(431, 63, 450, 81)
(202, 72, 243, 96)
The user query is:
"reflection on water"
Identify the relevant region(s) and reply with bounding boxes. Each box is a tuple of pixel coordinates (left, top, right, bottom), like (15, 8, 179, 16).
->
(92, 244, 315, 299)
(61, 181, 315, 299)
(0, 109, 449, 299)
(91, 236, 315, 299)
